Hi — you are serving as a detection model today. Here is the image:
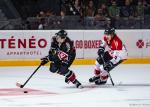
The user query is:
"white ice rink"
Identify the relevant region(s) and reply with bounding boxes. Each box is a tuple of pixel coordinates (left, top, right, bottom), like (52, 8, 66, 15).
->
(0, 64, 150, 107)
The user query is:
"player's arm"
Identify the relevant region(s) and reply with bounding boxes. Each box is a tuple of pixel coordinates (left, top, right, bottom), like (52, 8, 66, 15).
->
(97, 38, 107, 56)
(103, 42, 127, 71)
(67, 41, 76, 62)
(48, 42, 60, 62)
(41, 37, 60, 65)
(110, 44, 128, 65)
(103, 50, 124, 71)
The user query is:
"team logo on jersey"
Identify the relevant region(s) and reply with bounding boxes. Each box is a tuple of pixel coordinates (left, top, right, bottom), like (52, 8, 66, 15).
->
(57, 50, 68, 61)
(136, 39, 144, 48)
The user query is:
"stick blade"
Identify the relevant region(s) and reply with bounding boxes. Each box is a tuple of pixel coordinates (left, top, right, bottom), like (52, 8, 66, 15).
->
(16, 82, 23, 88)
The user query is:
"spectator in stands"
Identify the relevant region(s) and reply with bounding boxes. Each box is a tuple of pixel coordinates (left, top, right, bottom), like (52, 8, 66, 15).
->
(74, 0, 83, 16)
(59, 9, 66, 28)
(60, 9, 66, 19)
(119, 0, 141, 29)
(108, 0, 120, 28)
(94, 3, 108, 20)
(120, 0, 135, 17)
(62, 0, 81, 16)
(46, 10, 55, 17)
(101, 3, 109, 17)
(105, 17, 113, 28)
(94, 8, 106, 28)
(84, 0, 96, 28)
(94, 8, 105, 20)
(36, 11, 46, 19)
(94, 3, 109, 27)
(38, 18, 46, 30)
(136, 1, 144, 18)
(108, 1, 120, 18)
(85, 0, 96, 17)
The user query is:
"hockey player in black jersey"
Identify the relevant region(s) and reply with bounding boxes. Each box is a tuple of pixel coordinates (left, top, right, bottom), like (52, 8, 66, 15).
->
(41, 30, 83, 88)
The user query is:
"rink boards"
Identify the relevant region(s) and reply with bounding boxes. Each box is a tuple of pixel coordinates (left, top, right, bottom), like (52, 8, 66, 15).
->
(0, 58, 150, 66)
(0, 30, 150, 66)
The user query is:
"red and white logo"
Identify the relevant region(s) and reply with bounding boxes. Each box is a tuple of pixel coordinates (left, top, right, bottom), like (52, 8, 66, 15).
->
(57, 50, 68, 61)
(136, 39, 144, 48)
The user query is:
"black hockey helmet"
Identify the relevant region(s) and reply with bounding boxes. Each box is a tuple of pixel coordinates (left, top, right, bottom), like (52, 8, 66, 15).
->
(56, 30, 67, 38)
(104, 27, 115, 35)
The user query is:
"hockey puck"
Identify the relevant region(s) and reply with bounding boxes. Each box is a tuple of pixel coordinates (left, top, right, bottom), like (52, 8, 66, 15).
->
(23, 91, 28, 93)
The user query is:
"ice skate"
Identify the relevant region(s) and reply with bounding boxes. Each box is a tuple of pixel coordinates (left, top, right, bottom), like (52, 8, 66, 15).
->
(73, 80, 83, 89)
(89, 76, 100, 83)
(65, 78, 70, 84)
(95, 79, 107, 85)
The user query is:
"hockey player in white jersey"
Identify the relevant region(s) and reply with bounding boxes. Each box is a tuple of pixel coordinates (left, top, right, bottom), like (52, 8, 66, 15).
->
(89, 27, 128, 85)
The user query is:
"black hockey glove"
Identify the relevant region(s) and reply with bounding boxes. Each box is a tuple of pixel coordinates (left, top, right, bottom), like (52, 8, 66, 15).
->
(97, 46, 105, 56)
(104, 61, 114, 71)
(41, 56, 49, 65)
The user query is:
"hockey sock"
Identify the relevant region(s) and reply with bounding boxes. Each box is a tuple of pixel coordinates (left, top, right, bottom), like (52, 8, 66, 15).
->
(65, 70, 76, 83)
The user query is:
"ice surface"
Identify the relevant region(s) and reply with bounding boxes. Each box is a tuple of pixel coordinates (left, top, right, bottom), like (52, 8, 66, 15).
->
(0, 64, 150, 107)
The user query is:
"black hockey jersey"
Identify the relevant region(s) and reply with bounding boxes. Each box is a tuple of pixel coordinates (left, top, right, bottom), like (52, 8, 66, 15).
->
(48, 36, 76, 66)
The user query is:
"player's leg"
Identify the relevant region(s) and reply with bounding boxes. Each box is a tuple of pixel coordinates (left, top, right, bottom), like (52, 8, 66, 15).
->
(95, 61, 123, 85)
(95, 51, 123, 85)
(49, 62, 59, 73)
(95, 51, 112, 84)
(89, 61, 102, 82)
(89, 51, 111, 82)
(89, 51, 113, 84)
(94, 66, 109, 85)
(49, 63, 82, 88)
(65, 69, 82, 88)
(58, 65, 83, 88)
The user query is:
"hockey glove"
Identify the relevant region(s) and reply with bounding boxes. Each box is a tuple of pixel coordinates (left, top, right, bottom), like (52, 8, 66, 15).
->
(97, 46, 105, 56)
(104, 61, 114, 71)
(41, 56, 49, 65)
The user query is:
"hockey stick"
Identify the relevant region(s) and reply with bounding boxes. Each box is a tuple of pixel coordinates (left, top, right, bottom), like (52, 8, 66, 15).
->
(100, 54, 115, 86)
(16, 64, 42, 88)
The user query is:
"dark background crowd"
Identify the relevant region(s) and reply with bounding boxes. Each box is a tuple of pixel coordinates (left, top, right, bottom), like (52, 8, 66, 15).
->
(0, 0, 150, 30)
